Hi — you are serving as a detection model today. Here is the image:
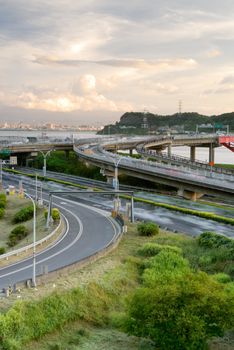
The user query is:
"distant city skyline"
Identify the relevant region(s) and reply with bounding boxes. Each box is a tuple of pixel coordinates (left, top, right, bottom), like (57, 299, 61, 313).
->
(1, 1, 234, 124)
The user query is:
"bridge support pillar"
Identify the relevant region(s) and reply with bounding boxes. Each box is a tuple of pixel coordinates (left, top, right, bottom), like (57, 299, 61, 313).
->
(167, 144, 172, 157)
(65, 150, 70, 158)
(177, 187, 204, 201)
(106, 176, 114, 186)
(190, 146, 196, 162)
(209, 145, 215, 165)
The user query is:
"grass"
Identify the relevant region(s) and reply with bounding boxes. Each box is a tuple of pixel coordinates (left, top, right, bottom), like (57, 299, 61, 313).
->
(0, 194, 55, 252)
(0, 224, 233, 349)
(25, 322, 154, 350)
(215, 164, 234, 170)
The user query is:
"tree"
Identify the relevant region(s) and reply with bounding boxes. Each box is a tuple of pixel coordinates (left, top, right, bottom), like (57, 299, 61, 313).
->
(125, 251, 234, 349)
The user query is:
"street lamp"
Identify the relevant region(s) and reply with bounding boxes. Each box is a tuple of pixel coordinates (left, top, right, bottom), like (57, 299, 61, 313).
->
(24, 192, 37, 287)
(39, 150, 53, 177)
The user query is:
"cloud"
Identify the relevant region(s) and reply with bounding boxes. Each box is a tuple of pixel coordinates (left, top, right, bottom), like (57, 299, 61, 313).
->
(138, 81, 179, 94)
(206, 49, 222, 58)
(34, 56, 197, 72)
(220, 75, 234, 84)
(0, 74, 132, 112)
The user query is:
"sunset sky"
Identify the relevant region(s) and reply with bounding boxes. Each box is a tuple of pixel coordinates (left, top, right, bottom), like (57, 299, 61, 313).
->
(1, 0, 234, 124)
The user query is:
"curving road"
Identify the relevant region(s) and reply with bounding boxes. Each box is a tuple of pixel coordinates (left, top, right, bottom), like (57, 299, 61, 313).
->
(0, 187, 120, 290)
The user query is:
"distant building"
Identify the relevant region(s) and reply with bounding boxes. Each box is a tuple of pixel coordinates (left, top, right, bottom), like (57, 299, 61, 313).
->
(141, 117, 149, 129)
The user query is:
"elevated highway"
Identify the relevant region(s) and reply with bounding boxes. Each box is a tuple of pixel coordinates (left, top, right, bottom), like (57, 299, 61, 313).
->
(74, 140, 234, 201)
(0, 134, 233, 200)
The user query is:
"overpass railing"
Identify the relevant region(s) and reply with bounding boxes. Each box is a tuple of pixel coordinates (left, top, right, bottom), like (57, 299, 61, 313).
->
(137, 148, 234, 175)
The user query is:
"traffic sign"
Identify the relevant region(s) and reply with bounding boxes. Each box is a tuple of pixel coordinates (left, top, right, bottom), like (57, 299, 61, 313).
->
(10, 156, 17, 165)
(0, 149, 11, 156)
(214, 123, 223, 129)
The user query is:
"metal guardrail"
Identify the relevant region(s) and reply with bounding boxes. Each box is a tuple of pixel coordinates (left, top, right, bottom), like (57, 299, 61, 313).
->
(0, 216, 63, 261)
(137, 148, 234, 175)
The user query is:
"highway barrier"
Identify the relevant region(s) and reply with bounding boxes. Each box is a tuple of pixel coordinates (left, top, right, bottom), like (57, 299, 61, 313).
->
(0, 215, 64, 264)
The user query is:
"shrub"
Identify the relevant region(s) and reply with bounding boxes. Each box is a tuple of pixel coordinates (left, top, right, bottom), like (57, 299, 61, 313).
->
(0, 193, 7, 209)
(213, 273, 232, 284)
(198, 231, 234, 249)
(0, 201, 6, 209)
(138, 243, 182, 257)
(0, 193, 7, 203)
(137, 222, 159, 236)
(8, 225, 29, 247)
(125, 252, 234, 350)
(44, 208, 60, 221)
(0, 207, 5, 219)
(0, 246, 6, 254)
(13, 206, 34, 224)
(52, 208, 60, 221)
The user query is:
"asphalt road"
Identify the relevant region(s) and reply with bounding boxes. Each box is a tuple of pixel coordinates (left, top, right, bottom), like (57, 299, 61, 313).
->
(0, 179, 120, 290)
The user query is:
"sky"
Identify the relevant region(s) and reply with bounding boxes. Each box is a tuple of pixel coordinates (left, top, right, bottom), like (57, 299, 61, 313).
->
(1, 0, 234, 125)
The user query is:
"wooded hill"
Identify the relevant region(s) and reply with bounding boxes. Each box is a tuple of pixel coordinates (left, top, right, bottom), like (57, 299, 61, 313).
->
(99, 111, 234, 134)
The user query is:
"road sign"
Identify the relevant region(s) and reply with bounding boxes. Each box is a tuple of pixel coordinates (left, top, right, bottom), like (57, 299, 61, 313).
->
(214, 123, 223, 129)
(0, 149, 11, 156)
(10, 156, 17, 165)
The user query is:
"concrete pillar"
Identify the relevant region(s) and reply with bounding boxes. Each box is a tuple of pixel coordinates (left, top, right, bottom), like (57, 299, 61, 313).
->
(106, 176, 114, 185)
(177, 187, 204, 201)
(167, 144, 172, 157)
(177, 187, 184, 197)
(190, 146, 196, 162)
(65, 150, 70, 158)
(209, 144, 215, 165)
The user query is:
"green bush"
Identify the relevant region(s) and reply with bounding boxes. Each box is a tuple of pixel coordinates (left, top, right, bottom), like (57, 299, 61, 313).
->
(8, 225, 29, 247)
(0, 193, 7, 203)
(13, 206, 34, 224)
(138, 243, 182, 257)
(125, 251, 234, 350)
(52, 208, 60, 221)
(44, 208, 60, 221)
(0, 201, 6, 208)
(137, 222, 159, 236)
(0, 194, 6, 209)
(0, 246, 6, 254)
(213, 273, 232, 284)
(0, 207, 5, 219)
(198, 231, 234, 249)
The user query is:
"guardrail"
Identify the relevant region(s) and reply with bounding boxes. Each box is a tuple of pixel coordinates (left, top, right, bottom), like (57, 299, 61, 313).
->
(0, 216, 64, 261)
(137, 148, 234, 175)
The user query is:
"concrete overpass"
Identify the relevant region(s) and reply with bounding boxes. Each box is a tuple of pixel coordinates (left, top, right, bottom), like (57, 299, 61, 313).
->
(74, 137, 234, 201)
(0, 134, 233, 200)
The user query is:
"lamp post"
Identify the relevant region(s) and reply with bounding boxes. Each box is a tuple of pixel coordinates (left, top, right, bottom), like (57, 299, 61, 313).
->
(0, 161, 3, 190)
(110, 156, 123, 214)
(24, 192, 36, 287)
(35, 173, 38, 202)
(39, 150, 53, 177)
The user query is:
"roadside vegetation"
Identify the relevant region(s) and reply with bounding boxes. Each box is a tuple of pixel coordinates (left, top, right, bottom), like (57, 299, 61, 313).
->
(215, 163, 234, 170)
(32, 151, 104, 180)
(0, 194, 52, 254)
(0, 223, 233, 350)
